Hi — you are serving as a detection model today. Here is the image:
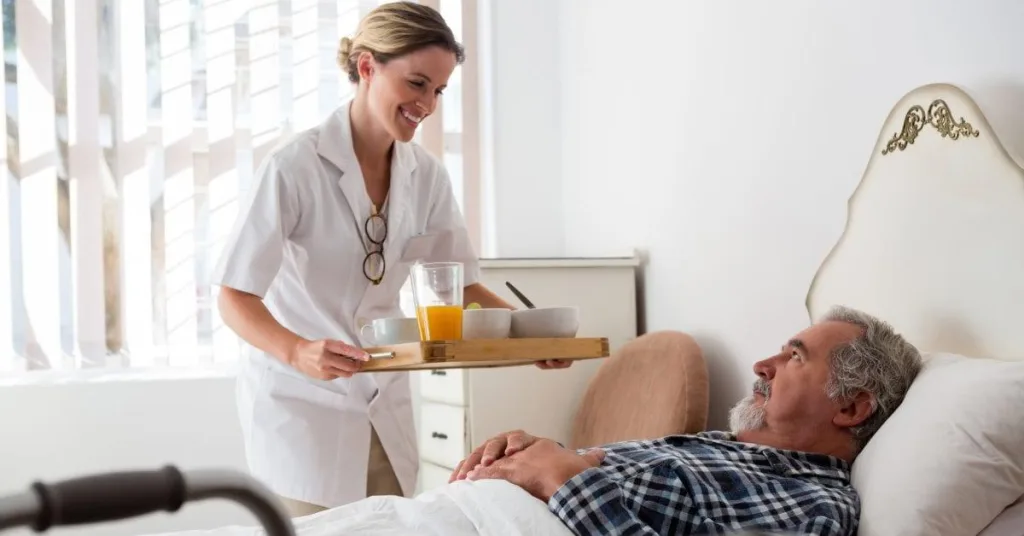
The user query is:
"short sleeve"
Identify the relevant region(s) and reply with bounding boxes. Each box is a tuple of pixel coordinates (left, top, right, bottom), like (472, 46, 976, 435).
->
(211, 156, 300, 298)
(424, 165, 481, 286)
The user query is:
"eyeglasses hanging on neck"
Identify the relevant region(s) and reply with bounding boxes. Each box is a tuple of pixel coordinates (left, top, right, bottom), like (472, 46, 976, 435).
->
(362, 205, 388, 285)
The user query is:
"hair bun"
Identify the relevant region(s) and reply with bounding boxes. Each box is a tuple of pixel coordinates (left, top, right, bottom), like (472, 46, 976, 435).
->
(338, 36, 354, 71)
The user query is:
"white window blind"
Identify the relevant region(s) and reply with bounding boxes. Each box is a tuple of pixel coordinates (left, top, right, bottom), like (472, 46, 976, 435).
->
(0, 0, 479, 375)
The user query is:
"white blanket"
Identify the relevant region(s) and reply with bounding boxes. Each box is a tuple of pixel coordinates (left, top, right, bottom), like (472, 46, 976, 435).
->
(152, 480, 575, 536)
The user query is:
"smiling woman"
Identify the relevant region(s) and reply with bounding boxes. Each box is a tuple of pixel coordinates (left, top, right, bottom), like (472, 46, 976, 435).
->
(209, 0, 571, 519)
(337, 2, 464, 146)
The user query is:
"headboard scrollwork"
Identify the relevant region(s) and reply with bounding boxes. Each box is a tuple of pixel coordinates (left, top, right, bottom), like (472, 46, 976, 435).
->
(882, 99, 981, 155)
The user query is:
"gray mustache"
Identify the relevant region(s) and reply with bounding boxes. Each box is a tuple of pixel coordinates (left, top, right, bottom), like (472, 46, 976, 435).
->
(753, 379, 771, 398)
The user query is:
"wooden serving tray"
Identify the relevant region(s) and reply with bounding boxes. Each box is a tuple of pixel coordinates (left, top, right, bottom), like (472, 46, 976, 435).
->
(359, 337, 610, 371)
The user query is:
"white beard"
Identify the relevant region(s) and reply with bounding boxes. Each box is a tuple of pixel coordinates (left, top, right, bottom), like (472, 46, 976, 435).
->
(728, 378, 771, 433)
(728, 394, 767, 433)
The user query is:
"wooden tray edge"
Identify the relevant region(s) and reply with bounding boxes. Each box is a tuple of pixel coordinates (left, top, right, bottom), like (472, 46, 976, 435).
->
(360, 337, 610, 371)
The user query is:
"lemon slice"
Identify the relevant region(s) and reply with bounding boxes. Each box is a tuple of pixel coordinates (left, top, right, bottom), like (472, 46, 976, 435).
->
(466, 302, 482, 310)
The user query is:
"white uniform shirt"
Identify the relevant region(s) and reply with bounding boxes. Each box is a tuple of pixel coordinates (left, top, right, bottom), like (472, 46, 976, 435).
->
(213, 101, 480, 507)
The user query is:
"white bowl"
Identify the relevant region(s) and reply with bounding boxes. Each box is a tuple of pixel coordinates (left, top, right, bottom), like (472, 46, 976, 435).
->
(463, 308, 512, 339)
(361, 317, 420, 346)
(510, 306, 580, 338)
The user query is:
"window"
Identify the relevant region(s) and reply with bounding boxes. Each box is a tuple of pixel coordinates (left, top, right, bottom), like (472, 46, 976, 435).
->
(0, 0, 480, 374)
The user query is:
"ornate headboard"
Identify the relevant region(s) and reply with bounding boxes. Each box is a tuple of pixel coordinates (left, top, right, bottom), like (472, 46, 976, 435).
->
(806, 83, 1024, 360)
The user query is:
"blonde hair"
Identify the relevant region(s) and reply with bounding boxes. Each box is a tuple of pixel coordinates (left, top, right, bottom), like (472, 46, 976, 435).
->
(337, 1, 464, 84)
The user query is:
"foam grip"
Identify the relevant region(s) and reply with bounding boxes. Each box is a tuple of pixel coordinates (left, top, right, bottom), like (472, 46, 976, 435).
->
(30, 466, 186, 531)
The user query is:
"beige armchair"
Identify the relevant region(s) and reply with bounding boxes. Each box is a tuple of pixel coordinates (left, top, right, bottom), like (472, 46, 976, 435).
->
(569, 331, 709, 449)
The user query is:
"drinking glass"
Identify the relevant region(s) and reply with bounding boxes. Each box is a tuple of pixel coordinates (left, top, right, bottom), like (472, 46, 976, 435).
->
(409, 262, 464, 341)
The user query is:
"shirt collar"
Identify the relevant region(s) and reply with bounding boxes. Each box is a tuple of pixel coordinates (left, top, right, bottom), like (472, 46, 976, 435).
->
(694, 430, 853, 487)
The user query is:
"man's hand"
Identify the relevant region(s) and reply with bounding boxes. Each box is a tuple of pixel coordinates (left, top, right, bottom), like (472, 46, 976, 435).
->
(450, 430, 539, 482)
(465, 439, 606, 502)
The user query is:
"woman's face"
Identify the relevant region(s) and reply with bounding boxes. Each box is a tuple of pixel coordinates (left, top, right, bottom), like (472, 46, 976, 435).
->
(359, 45, 457, 143)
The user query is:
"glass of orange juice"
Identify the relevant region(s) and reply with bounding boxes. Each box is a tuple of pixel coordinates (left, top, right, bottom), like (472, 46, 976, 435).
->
(409, 262, 464, 341)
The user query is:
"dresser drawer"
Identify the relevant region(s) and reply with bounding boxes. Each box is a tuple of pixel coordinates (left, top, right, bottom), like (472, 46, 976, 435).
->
(419, 402, 467, 469)
(418, 369, 466, 405)
(418, 461, 454, 493)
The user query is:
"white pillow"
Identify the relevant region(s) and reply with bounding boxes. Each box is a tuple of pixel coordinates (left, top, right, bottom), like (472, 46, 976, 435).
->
(979, 494, 1024, 536)
(852, 353, 1024, 536)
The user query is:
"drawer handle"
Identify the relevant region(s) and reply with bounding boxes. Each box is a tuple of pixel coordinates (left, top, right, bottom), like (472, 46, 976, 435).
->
(431, 432, 448, 440)
(430, 370, 447, 376)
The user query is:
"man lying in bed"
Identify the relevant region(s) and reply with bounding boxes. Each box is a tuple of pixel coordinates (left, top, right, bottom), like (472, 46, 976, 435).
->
(158, 306, 921, 536)
(446, 305, 922, 536)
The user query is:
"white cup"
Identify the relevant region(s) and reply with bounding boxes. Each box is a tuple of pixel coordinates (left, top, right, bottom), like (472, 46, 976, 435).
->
(463, 308, 512, 340)
(361, 317, 420, 346)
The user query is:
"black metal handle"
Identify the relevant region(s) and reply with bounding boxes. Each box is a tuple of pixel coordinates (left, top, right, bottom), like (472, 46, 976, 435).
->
(28, 466, 186, 531)
(430, 370, 447, 376)
(431, 431, 448, 440)
(0, 467, 295, 536)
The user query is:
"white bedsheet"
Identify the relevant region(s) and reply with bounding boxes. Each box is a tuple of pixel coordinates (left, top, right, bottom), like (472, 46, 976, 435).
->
(151, 480, 574, 536)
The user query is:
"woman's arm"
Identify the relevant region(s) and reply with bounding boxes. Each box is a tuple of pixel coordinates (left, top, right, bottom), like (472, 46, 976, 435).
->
(218, 287, 304, 364)
(217, 287, 367, 379)
(463, 283, 515, 309)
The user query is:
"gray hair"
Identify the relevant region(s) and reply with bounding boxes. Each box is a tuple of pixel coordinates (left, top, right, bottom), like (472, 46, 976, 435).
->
(820, 305, 922, 452)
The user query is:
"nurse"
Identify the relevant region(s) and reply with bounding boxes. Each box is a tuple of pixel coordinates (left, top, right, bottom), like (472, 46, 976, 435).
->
(212, 1, 569, 519)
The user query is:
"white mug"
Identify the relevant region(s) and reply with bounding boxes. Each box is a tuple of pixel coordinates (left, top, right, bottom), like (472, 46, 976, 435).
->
(360, 317, 420, 346)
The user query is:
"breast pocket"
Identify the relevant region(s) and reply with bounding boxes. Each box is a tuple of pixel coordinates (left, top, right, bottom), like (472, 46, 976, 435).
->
(367, 233, 444, 309)
(398, 232, 442, 264)
(398, 228, 472, 267)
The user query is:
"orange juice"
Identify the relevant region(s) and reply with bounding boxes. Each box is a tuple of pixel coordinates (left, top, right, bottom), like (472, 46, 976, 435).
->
(416, 305, 463, 340)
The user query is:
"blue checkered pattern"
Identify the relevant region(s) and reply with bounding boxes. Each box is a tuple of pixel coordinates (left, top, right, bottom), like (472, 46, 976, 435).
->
(547, 431, 858, 536)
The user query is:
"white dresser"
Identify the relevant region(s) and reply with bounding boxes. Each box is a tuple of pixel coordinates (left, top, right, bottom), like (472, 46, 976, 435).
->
(406, 255, 641, 493)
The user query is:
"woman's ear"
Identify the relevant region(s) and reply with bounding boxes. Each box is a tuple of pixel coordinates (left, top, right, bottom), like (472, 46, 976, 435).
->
(356, 52, 375, 82)
(833, 391, 874, 429)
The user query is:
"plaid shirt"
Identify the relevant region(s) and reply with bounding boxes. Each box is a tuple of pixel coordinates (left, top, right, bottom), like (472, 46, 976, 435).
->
(547, 431, 858, 536)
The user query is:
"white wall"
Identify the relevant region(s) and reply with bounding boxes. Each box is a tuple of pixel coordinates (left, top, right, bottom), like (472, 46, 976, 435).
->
(482, 0, 565, 257)
(555, 0, 1024, 428)
(0, 371, 251, 535)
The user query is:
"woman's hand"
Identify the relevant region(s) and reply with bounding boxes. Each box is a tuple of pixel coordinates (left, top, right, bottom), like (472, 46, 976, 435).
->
(535, 360, 572, 369)
(288, 339, 369, 380)
(450, 429, 539, 482)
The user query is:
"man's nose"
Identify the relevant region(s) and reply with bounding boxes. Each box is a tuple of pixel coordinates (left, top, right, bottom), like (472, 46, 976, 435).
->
(753, 358, 776, 380)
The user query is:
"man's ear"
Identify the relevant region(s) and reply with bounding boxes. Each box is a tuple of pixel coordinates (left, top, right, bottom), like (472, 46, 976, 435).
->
(833, 391, 874, 429)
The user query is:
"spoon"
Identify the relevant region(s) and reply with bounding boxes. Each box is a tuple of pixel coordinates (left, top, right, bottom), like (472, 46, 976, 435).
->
(505, 281, 535, 309)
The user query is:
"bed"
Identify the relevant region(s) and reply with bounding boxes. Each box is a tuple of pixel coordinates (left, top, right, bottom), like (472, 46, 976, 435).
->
(10, 82, 1019, 536)
(806, 82, 1024, 536)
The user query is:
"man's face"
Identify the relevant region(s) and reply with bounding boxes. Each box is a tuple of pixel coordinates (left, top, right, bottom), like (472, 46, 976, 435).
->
(729, 321, 864, 436)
